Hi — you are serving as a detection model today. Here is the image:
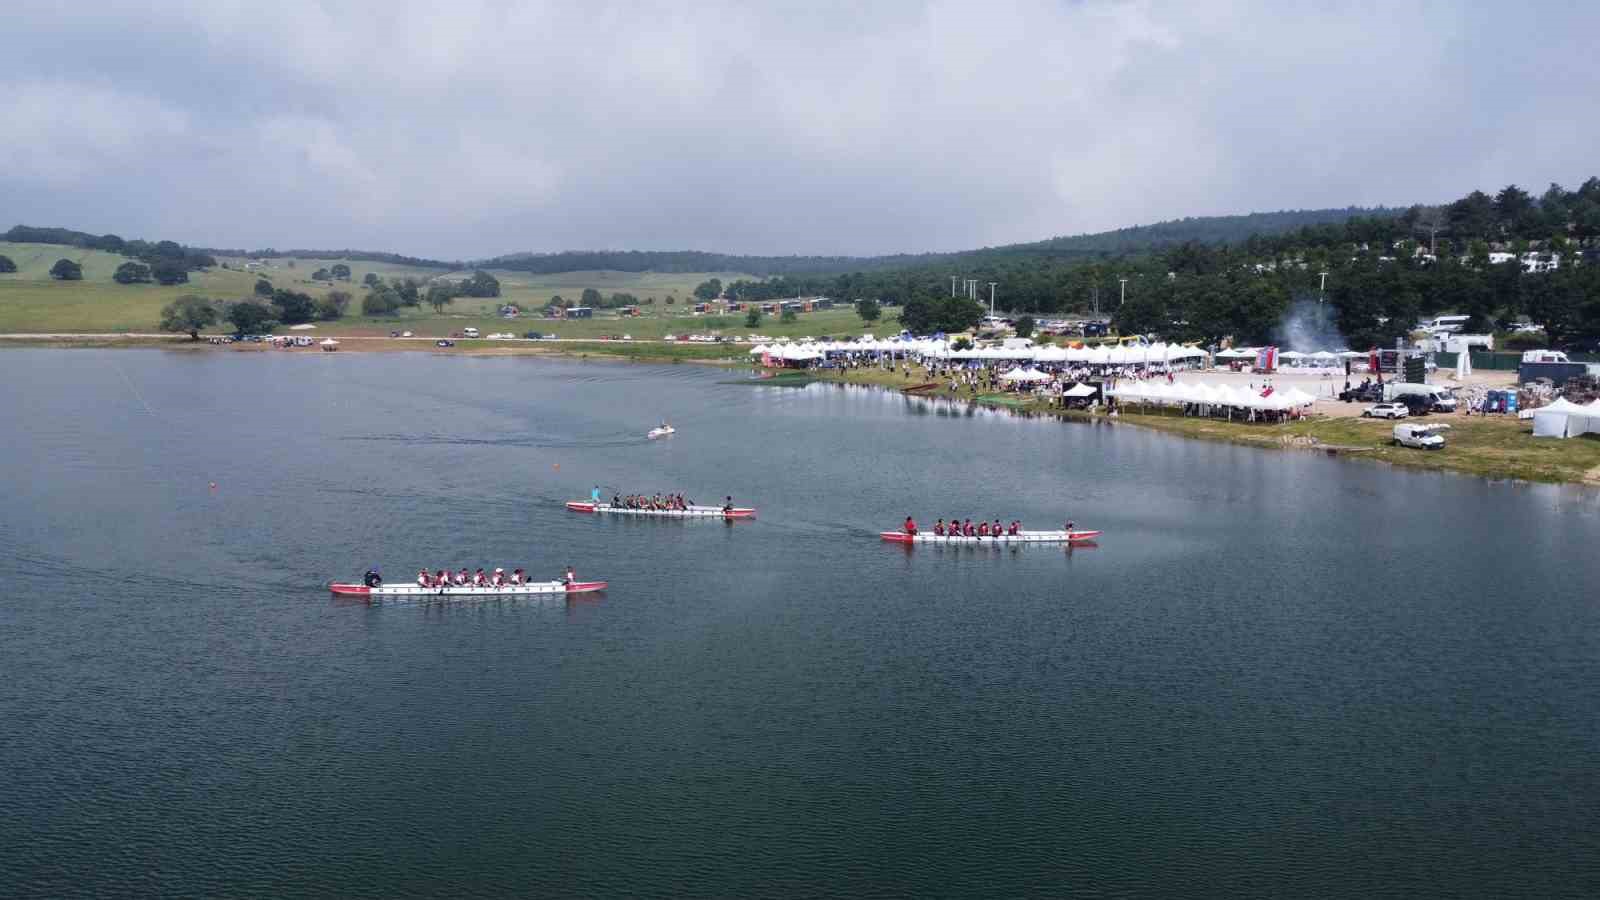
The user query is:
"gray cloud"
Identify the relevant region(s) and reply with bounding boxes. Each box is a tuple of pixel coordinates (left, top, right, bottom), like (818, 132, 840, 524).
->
(3, 1, 1597, 258)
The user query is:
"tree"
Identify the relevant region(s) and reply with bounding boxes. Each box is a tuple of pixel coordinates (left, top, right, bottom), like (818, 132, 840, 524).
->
(693, 278, 723, 300)
(362, 287, 400, 316)
(780, 308, 797, 323)
(745, 308, 761, 328)
(1014, 315, 1035, 338)
(330, 263, 352, 280)
(396, 278, 421, 307)
(464, 270, 500, 298)
(159, 295, 216, 339)
(114, 261, 152, 284)
(271, 289, 319, 324)
(49, 259, 82, 280)
(311, 268, 331, 281)
(0, 254, 15, 273)
(226, 300, 278, 335)
(318, 290, 351, 320)
(855, 298, 881, 323)
(151, 261, 188, 285)
(362, 272, 381, 288)
(580, 287, 603, 308)
(254, 278, 274, 297)
(427, 283, 456, 314)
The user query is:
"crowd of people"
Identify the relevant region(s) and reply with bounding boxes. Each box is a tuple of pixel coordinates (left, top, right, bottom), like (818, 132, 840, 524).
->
(901, 516, 1078, 537)
(610, 493, 696, 510)
(361, 566, 580, 589)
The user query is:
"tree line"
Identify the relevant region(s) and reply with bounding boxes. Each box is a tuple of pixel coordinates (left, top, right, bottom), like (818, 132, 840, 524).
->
(6, 225, 217, 272)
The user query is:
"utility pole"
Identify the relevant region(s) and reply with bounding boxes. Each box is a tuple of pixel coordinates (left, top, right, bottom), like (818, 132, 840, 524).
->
(1092, 285, 1099, 317)
(950, 276, 957, 298)
(987, 282, 997, 318)
(1118, 278, 1128, 307)
(1318, 271, 1329, 304)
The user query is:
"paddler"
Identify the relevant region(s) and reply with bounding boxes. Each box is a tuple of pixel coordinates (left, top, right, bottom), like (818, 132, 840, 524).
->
(723, 496, 734, 513)
(1064, 519, 1075, 534)
(417, 569, 431, 587)
(491, 567, 506, 586)
(903, 515, 917, 536)
(934, 518, 945, 536)
(562, 565, 576, 585)
(977, 520, 989, 537)
(455, 568, 470, 586)
(992, 519, 1003, 538)
(363, 566, 382, 588)
(1008, 520, 1020, 536)
(511, 568, 526, 585)
(963, 519, 975, 536)
(435, 569, 448, 588)
(591, 485, 601, 504)
(472, 568, 488, 587)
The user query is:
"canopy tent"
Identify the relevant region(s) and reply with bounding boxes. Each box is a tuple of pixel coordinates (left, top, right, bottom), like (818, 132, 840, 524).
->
(1106, 379, 1316, 414)
(1531, 398, 1600, 438)
(1062, 383, 1097, 398)
(999, 367, 1053, 383)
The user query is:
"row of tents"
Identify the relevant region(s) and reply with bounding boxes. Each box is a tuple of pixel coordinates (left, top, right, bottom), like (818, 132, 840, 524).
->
(1107, 381, 1319, 412)
(748, 339, 1209, 365)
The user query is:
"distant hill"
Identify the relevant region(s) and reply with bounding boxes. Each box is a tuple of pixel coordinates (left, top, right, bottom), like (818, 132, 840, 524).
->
(9, 206, 1400, 280)
(476, 207, 1401, 276)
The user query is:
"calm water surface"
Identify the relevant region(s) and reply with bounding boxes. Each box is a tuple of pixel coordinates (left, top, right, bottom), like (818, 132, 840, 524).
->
(2, 350, 1598, 897)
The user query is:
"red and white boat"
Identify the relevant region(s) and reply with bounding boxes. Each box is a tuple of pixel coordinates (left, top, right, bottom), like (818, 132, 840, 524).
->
(880, 529, 1101, 544)
(565, 501, 755, 519)
(329, 579, 607, 600)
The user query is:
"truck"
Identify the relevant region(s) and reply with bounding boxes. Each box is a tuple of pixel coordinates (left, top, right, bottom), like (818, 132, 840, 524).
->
(1384, 382, 1457, 413)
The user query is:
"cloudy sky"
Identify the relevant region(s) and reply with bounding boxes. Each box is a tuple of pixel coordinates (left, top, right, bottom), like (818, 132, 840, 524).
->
(3, 1, 1596, 259)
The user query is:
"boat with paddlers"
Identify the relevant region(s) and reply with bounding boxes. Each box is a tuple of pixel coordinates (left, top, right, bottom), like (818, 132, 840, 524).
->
(880, 529, 1100, 544)
(566, 501, 754, 518)
(331, 566, 606, 600)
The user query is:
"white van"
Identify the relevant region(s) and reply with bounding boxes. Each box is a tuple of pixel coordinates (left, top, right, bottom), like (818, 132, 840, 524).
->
(1394, 423, 1449, 449)
(462, 327, 480, 338)
(1385, 382, 1457, 412)
(1422, 315, 1471, 334)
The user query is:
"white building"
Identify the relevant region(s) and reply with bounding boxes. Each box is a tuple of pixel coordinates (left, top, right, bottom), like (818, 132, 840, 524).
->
(1521, 252, 1560, 274)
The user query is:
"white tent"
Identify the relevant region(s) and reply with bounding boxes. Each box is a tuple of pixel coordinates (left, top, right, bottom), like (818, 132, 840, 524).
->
(1000, 367, 1052, 383)
(1532, 398, 1596, 438)
(1062, 383, 1097, 398)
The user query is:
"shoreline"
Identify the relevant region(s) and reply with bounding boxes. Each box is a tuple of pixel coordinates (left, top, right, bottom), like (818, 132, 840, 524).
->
(808, 367, 1600, 487)
(8, 333, 1599, 485)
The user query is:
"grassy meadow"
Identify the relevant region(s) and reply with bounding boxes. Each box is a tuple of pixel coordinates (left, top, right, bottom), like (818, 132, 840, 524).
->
(0, 241, 898, 340)
(0, 240, 774, 334)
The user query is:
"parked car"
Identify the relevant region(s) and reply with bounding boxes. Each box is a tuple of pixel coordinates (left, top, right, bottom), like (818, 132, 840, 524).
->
(1364, 402, 1409, 419)
(436, 339, 455, 348)
(524, 331, 544, 340)
(461, 327, 480, 338)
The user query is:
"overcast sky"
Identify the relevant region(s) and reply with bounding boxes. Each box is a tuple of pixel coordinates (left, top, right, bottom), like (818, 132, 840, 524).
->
(3, 1, 1596, 259)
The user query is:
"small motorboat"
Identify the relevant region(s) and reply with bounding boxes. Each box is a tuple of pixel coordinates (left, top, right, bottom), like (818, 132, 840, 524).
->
(647, 425, 676, 439)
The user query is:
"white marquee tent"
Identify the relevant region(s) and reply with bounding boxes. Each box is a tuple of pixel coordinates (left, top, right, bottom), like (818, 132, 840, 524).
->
(1531, 398, 1600, 438)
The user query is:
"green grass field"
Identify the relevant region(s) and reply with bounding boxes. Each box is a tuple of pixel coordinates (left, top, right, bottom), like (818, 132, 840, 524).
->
(0, 241, 779, 334)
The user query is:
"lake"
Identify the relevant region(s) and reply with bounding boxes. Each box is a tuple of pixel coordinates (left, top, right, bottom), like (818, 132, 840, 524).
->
(2, 349, 1598, 897)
